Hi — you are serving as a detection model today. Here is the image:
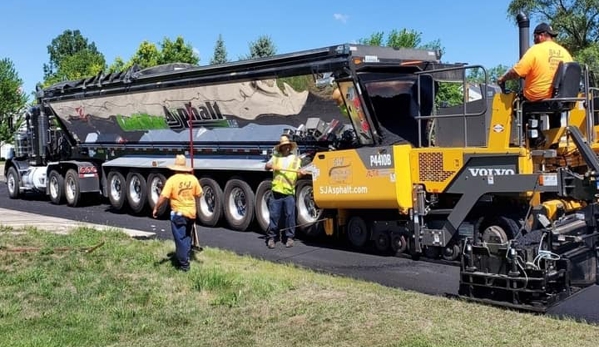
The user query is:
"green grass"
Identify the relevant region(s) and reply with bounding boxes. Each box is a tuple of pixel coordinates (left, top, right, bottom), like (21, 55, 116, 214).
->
(1, 227, 598, 347)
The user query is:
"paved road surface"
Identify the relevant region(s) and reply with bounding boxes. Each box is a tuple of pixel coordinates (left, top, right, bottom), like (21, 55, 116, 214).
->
(0, 182, 597, 324)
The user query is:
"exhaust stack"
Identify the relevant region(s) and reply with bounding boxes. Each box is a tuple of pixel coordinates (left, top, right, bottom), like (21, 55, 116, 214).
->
(517, 13, 530, 58)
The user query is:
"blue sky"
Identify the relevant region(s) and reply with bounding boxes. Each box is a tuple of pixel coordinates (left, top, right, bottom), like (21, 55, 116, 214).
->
(1, 0, 530, 96)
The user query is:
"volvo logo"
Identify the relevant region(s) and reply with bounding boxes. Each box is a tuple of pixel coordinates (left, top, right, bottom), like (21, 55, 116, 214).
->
(468, 168, 516, 176)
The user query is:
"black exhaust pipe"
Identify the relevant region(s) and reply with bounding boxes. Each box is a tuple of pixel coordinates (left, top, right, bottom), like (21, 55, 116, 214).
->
(517, 13, 530, 58)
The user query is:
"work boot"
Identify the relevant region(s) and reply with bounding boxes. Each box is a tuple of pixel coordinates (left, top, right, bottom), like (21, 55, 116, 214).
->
(267, 239, 275, 249)
(285, 239, 294, 248)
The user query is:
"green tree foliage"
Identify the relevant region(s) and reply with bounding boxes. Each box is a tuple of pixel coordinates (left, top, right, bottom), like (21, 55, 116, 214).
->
(107, 57, 127, 74)
(386, 29, 422, 50)
(357, 32, 385, 46)
(468, 65, 520, 91)
(42, 30, 106, 86)
(246, 35, 277, 59)
(108, 36, 199, 72)
(0, 58, 28, 144)
(159, 37, 199, 65)
(210, 34, 229, 65)
(128, 41, 161, 69)
(507, 0, 599, 75)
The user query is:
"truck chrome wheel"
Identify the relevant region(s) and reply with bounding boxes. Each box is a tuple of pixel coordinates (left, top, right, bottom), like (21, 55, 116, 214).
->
(107, 171, 127, 210)
(296, 180, 324, 237)
(200, 186, 216, 217)
(64, 169, 82, 207)
(6, 167, 19, 199)
(48, 171, 64, 204)
(147, 173, 167, 217)
(254, 179, 273, 233)
(197, 177, 223, 227)
(128, 175, 143, 205)
(126, 172, 147, 214)
(223, 178, 255, 231)
(228, 187, 247, 221)
(297, 183, 319, 224)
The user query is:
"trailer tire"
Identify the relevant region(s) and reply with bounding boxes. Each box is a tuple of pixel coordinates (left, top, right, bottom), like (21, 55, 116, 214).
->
(223, 178, 255, 231)
(64, 169, 82, 207)
(296, 180, 324, 237)
(147, 173, 168, 217)
(6, 167, 20, 199)
(197, 177, 223, 227)
(48, 170, 65, 205)
(126, 172, 147, 214)
(107, 171, 127, 211)
(254, 179, 273, 233)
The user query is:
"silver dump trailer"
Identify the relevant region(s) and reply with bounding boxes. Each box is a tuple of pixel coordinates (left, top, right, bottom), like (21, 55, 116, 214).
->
(4, 43, 454, 233)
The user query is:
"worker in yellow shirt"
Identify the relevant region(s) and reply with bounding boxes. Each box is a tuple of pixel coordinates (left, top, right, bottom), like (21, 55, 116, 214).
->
(153, 154, 203, 272)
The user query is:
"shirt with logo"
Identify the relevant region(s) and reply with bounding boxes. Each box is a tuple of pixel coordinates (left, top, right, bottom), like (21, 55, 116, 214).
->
(160, 173, 203, 219)
(513, 40, 573, 101)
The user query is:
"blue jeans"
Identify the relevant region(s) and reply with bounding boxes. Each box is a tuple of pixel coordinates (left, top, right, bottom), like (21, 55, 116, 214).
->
(267, 192, 296, 241)
(170, 213, 194, 270)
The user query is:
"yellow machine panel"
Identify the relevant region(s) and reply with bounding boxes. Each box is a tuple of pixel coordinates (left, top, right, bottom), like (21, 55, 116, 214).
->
(410, 149, 464, 193)
(312, 144, 412, 210)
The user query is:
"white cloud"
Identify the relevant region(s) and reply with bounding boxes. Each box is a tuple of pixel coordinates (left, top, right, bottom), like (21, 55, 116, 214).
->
(193, 47, 200, 58)
(333, 13, 349, 23)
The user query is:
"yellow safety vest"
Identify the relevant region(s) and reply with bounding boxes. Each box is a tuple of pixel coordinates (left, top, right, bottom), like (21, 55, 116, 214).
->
(272, 154, 301, 195)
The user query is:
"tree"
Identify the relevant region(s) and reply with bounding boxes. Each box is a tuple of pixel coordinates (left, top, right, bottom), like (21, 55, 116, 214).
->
(109, 36, 199, 72)
(129, 41, 161, 69)
(507, 0, 599, 74)
(158, 36, 199, 65)
(357, 32, 385, 46)
(0, 58, 28, 145)
(43, 30, 106, 86)
(210, 34, 229, 65)
(246, 35, 277, 59)
(107, 57, 127, 74)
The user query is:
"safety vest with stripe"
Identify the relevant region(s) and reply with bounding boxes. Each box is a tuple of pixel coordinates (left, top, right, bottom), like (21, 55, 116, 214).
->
(272, 154, 301, 195)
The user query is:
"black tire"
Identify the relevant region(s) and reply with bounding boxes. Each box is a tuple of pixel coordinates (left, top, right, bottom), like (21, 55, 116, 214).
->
(6, 167, 20, 199)
(442, 243, 461, 261)
(48, 170, 65, 205)
(147, 173, 168, 217)
(64, 169, 82, 207)
(478, 215, 520, 244)
(197, 177, 223, 227)
(347, 216, 369, 249)
(126, 172, 147, 214)
(254, 179, 272, 233)
(295, 179, 324, 237)
(107, 171, 127, 211)
(374, 231, 391, 253)
(223, 178, 255, 231)
(390, 232, 408, 256)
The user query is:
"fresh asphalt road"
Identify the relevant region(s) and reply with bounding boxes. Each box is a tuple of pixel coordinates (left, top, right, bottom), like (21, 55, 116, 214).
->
(0, 183, 598, 324)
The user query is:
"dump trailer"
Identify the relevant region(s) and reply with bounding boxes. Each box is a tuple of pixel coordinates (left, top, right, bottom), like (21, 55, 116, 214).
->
(3, 43, 460, 235)
(304, 14, 599, 311)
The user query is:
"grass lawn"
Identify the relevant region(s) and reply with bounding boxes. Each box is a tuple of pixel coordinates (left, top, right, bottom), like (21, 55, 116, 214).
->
(1, 227, 598, 347)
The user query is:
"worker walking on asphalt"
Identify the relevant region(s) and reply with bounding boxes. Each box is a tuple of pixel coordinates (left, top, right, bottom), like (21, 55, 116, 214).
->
(153, 154, 203, 271)
(264, 135, 307, 249)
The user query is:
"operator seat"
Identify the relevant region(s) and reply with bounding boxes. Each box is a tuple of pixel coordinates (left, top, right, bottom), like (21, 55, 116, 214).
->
(521, 61, 582, 129)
